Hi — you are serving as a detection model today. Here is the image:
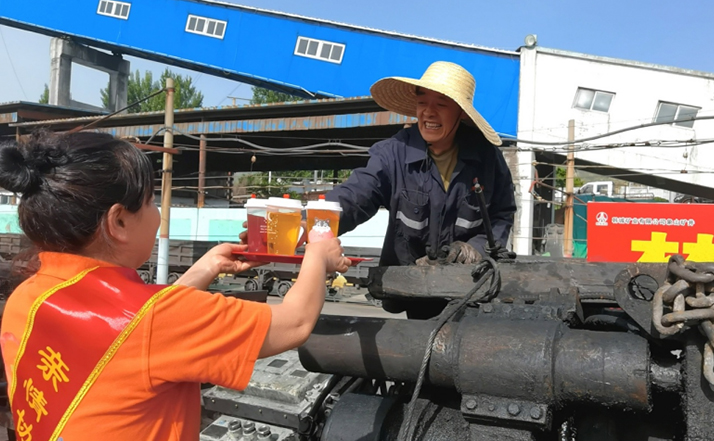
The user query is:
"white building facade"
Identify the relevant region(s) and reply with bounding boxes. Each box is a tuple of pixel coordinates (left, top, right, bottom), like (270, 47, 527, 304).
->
(513, 45, 714, 255)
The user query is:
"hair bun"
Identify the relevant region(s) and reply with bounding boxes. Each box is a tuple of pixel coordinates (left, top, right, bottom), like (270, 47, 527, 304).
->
(0, 143, 43, 194)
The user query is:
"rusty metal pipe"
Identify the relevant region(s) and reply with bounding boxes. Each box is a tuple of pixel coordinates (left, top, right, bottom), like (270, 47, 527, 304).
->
(298, 315, 457, 389)
(299, 315, 650, 410)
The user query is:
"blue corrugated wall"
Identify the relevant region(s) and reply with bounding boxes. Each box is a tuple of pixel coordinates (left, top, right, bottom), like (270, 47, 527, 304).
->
(0, 0, 520, 136)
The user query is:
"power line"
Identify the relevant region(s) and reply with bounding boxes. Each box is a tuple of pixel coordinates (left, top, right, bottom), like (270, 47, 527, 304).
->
(219, 83, 244, 106)
(505, 107, 714, 141)
(502, 115, 714, 146)
(0, 26, 27, 100)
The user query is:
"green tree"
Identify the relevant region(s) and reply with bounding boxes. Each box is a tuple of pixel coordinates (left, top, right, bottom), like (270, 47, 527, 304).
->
(238, 170, 352, 201)
(250, 87, 300, 105)
(100, 68, 204, 112)
(39, 84, 49, 104)
(555, 167, 584, 188)
(243, 89, 343, 200)
(240, 173, 297, 199)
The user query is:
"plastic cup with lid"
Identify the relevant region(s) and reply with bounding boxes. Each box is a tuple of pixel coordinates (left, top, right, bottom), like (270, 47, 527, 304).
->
(245, 194, 269, 253)
(306, 195, 342, 243)
(266, 195, 304, 255)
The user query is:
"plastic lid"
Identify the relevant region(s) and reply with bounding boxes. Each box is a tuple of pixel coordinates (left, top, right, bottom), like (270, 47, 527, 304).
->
(267, 196, 303, 210)
(306, 196, 342, 212)
(245, 195, 268, 208)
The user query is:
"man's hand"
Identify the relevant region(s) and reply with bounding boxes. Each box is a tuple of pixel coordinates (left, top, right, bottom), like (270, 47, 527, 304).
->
(415, 254, 439, 266)
(440, 241, 482, 264)
(415, 241, 482, 265)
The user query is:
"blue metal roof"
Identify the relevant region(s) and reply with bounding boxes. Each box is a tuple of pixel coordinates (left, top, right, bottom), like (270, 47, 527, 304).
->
(0, 0, 520, 136)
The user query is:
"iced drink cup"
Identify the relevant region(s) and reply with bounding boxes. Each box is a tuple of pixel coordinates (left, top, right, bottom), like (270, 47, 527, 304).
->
(306, 195, 342, 243)
(266, 195, 304, 255)
(245, 195, 269, 253)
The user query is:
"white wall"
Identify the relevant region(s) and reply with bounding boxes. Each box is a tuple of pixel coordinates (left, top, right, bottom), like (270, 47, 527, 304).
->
(0, 204, 389, 249)
(516, 47, 714, 254)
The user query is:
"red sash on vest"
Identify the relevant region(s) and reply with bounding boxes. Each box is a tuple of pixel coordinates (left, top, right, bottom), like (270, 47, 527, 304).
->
(9, 266, 177, 441)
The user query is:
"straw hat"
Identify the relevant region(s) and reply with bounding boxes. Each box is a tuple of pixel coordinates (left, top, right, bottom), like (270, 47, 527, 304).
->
(370, 61, 502, 146)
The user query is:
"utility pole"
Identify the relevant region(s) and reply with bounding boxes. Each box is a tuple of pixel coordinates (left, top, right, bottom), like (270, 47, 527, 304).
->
(156, 78, 175, 285)
(563, 119, 575, 258)
(197, 134, 206, 208)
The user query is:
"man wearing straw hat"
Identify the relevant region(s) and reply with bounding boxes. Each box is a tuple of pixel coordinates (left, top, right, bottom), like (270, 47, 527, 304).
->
(326, 61, 516, 318)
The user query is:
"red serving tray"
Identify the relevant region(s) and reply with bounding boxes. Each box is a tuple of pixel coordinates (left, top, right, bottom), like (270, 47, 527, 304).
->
(233, 251, 373, 265)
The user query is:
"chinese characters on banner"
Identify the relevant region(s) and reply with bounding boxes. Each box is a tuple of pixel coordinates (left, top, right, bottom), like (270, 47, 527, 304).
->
(16, 346, 70, 440)
(587, 202, 714, 263)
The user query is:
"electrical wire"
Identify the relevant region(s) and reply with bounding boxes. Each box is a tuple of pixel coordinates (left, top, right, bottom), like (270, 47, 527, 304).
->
(219, 83, 244, 106)
(501, 115, 714, 146)
(0, 26, 28, 100)
(68, 88, 168, 133)
(136, 121, 714, 158)
(169, 127, 372, 156)
(399, 258, 501, 441)
(503, 107, 714, 141)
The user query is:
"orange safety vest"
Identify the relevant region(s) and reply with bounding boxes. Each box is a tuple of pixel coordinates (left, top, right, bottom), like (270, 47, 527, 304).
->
(9, 266, 177, 441)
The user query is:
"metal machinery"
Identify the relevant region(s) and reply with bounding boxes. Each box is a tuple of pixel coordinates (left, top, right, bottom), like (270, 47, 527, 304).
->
(238, 247, 381, 304)
(201, 256, 714, 441)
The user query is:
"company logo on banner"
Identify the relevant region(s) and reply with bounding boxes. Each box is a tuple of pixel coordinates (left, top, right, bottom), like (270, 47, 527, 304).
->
(595, 212, 608, 226)
(587, 202, 714, 263)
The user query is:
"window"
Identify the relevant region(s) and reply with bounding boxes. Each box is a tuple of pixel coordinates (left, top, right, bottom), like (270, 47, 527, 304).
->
(573, 88, 614, 112)
(185, 14, 227, 39)
(97, 0, 131, 19)
(655, 102, 699, 128)
(294, 37, 345, 64)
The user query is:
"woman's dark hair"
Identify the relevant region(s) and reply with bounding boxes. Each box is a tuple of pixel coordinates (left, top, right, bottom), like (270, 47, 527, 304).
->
(0, 131, 155, 253)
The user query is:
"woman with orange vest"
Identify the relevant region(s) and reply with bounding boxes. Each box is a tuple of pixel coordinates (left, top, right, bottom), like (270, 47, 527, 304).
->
(0, 131, 351, 441)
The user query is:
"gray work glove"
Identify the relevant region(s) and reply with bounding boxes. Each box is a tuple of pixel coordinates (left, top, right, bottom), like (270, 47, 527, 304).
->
(415, 241, 482, 266)
(440, 241, 482, 264)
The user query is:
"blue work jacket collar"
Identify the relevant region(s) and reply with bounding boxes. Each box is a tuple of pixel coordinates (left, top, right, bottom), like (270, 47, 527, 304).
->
(403, 124, 484, 165)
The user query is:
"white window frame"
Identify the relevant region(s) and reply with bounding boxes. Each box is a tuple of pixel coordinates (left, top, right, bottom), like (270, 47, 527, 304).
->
(573, 88, 615, 113)
(185, 14, 227, 39)
(654, 102, 699, 129)
(97, 0, 131, 20)
(294, 36, 345, 64)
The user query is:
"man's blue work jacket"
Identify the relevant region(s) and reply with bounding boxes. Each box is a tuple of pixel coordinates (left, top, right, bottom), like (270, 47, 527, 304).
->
(327, 124, 517, 266)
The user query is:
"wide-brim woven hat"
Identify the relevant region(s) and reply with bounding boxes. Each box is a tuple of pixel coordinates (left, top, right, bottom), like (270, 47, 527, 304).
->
(370, 61, 502, 146)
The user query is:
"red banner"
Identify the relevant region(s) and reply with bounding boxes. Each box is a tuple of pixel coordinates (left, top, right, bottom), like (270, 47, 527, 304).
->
(587, 202, 714, 263)
(10, 267, 174, 441)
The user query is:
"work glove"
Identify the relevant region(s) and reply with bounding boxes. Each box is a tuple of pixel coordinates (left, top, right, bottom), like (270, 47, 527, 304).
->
(485, 242, 516, 261)
(440, 241, 482, 264)
(415, 241, 482, 266)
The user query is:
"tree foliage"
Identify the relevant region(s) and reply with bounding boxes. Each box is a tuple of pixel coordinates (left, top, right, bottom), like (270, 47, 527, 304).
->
(39, 84, 49, 104)
(555, 167, 584, 188)
(237, 170, 352, 201)
(250, 87, 300, 105)
(100, 68, 204, 113)
(244, 87, 346, 198)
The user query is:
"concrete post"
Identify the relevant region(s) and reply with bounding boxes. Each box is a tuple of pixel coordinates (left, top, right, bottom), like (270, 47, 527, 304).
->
(49, 39, 72, 107)
(115, 62, 129, 111)
(514, 45, 538, 256)
(48, 37, 129, 112)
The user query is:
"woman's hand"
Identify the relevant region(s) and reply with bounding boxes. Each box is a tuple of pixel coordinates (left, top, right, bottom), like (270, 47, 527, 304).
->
(204, 243, 266, 274)
(175, 243, 265, 290)
(304, 238, 351, 274)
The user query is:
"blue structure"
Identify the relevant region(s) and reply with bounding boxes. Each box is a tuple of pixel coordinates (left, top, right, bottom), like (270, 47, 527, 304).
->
(0, 0, 520, 136)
